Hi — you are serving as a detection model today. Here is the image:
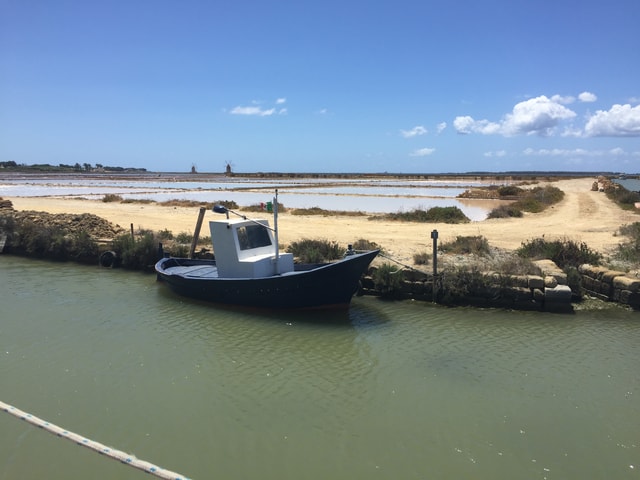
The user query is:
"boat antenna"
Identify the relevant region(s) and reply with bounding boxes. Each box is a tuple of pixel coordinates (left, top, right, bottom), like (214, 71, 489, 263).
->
(274, 189, 280, 270)
(212, 205, 276, 232)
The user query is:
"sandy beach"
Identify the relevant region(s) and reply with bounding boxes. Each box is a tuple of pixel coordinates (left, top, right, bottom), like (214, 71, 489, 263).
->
(6, 177, 639, 265)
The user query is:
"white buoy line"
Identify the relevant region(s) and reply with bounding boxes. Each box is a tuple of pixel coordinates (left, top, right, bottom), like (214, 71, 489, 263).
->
(1, 400, 191, 480)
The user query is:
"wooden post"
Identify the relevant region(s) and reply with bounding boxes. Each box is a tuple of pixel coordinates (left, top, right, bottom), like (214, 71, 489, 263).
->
(130, 223, 135, 240)
(431, 229, 438, 302)
(189, 207, 207, 259)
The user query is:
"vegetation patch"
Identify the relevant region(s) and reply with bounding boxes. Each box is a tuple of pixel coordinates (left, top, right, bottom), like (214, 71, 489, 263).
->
(351, 238, 382, 253)
(486, 204, 523, 219)
(413, 251, 430, 265)
(380, 206, 470, 223)
(122, 198, 155, 204)
(603, 183, 640, 211)
(439, 235, 491, 256)
(0, 213, 101, 263)
(371, 262, 404, 297)
(111, 230, 158, 269)
(102, 194, 123, 203)
(613, 222, 640, 264)
(516, 237, 602, 269)
(484, 185, 565, 217)
(286, 238, 344, 263)
(290, 207, 367, 216)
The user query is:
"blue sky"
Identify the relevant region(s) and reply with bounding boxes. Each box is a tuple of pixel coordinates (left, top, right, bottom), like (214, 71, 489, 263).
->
(2, 0, 639, 174)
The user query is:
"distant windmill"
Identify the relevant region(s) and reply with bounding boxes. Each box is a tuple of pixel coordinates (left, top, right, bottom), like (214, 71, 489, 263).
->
(191, 163, 198, 174)
(225, 161, 235, 176)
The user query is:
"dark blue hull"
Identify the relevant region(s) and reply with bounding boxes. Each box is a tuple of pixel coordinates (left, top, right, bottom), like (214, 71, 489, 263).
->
(155, 250, 379, 309)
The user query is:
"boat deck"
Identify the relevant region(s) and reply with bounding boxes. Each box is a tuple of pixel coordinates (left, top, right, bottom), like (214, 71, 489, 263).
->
(165, 265, 219, 278)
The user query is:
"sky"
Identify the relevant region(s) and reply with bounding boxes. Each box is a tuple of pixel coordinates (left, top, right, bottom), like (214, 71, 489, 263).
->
(1, 0, 640, 174)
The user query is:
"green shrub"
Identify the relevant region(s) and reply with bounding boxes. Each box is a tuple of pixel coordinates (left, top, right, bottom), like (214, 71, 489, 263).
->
(290, 207, 366, 216)
(102, 194, 123, 203)
(614, 222, 640, 263)
(439, 266, 490, 303)
(372, 263, 404, 297)
(605, 184, 640, 209)
(157, 228, 174, 240)
(175, 231, 193, 244)
(512, 197, 544, 213)
(383, 206, 470, 223)
(71, 231, 99, 263)
(487, 204, 523, 219)
(351, 238, 382, 252)
(286, 238, 343, 263)
(440, 235, 491, 256)
(516, 237, 602, 269)
(111, 231, 159, 269)
(491, 256, 541, 276)
(497, 185, 525, 196)
(413, 251, 430, 265)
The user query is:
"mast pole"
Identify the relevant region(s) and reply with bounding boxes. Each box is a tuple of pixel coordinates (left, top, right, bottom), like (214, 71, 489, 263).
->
(274, 189, 280, 272)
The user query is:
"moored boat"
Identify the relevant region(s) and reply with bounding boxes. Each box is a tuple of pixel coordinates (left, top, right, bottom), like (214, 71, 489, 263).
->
(155, 194, 379, 309)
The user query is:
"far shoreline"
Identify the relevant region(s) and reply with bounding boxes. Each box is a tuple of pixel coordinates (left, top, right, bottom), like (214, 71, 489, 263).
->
(4, 177, 639, 269)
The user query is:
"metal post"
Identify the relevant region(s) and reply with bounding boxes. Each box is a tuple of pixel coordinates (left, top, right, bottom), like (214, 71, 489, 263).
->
(431, 229, 438, 302)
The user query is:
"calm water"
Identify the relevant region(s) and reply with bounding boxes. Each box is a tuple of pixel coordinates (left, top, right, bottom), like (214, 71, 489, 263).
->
(1, 256, 638, 480)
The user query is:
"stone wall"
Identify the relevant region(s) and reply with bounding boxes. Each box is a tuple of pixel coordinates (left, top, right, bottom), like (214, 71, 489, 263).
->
(361, 261, 574, 312)
(579, 264, 640, 309)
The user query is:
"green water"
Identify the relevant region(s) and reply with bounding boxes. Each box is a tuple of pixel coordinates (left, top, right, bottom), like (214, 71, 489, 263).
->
(1, 256, 638, 480)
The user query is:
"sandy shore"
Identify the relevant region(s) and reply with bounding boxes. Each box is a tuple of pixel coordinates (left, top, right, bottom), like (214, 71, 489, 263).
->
(6, 177, 639, 264)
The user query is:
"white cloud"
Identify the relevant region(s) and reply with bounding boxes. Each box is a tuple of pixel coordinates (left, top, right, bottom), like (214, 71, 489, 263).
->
(436, 122, 447, 134)
(230, 98, 288, 117)
(502, 96, 577, 136)
(453, 116, 501, 135)
(409, 147, 436, 157)
(230, 106, 276, 116)
(454, 95, 577, 137)
(484, 150, 507, 158)
(551, 94, 576, 105)
(578, 91, 597, 102)
(401, 125, 428, 138)
(584, 104, 640, 137)
(522, 147, 629, 157)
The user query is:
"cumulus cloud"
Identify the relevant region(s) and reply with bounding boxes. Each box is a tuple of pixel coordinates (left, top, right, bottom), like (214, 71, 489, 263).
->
(578, 91, 597, 102)
(409, 147, 436, 157)
(401, 125, 428, 138)
(436, 122, 447, 134)
(502, 96, 577, 135)
(584, 104, 640, 137)
(454, 95, 577, 136)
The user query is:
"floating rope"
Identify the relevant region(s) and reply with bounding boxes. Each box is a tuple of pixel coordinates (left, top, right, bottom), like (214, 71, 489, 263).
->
(0, 400, 191, 480)
(377, 251, 431, 275)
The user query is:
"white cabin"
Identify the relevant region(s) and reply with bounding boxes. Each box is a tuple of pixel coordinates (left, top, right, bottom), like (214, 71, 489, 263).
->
(209, 218, 294, 278)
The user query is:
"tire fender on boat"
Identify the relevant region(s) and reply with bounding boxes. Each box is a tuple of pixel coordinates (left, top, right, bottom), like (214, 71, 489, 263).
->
(99, 250, 118, 268)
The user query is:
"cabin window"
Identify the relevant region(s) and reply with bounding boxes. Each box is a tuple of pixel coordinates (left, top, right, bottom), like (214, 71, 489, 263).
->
(236, 225, 272, 250)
